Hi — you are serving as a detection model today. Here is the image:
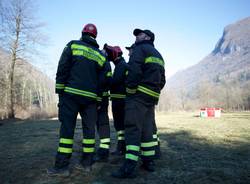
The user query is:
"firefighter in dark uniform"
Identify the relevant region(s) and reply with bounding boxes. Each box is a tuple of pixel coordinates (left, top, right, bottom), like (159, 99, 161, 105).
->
(112, 29, 166, 178)
(104, 44, 128, 155)
(126, 44, 161, 159)
(95, 50, 112, 162)
(47, 23, 106, 176)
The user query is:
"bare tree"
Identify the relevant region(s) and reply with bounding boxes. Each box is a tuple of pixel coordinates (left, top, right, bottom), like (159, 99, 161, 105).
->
(0, 0, 46, 118)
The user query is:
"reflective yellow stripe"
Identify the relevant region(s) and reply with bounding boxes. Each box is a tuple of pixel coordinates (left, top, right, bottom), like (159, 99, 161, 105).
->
(71, 44, 106, 67)
(126, 87, 136, 94)
(153, 134, 157, 139)
(126, 145, 140, 152)
(126, 153, 138, 161)
(83, 147, 95, 153)
(117, 130, 125, 135)
(145, 57, 164, 67)
(58, 147, 72, 153)
(141, 142, 155, 148)
(106, 71, 112, 77)
(141, 150, 155, 156)
(125, 71, 128, 76)
(100, 138, 110, 143)
(100, 143, 109, 149)
(102, 91, 109, 96)
(64, 87, 97, 99)
(137, 85, 159, 98)
(118, 137, 125, 140)
(110, 94, 126, 99)
(97, 97, 102, 102)
(82, 139, 95, 144)
(153, 141, 158, 146)
(60, 138, 73, 144)
(56, 83, 65, 89)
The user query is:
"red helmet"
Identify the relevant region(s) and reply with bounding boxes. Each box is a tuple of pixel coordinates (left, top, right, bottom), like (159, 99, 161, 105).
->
(82, 23, 97, 38)
(104, 44, 123, 61)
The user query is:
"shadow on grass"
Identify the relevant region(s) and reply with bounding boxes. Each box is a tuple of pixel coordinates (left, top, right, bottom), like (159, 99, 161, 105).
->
(0, 120, 249, 184)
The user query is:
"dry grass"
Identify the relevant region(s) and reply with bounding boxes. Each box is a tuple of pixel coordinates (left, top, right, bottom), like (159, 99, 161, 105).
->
(0, 112, 249, 184)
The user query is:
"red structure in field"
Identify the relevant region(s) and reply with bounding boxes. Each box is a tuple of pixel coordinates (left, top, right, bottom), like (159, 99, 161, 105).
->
(200, 108, 222, 118)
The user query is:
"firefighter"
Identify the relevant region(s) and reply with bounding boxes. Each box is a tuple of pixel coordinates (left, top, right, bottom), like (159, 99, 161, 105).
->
(95, 48, 112, 162)
(112, 29, 166, 178)
(47, 23, 106, 177)
(104, 44, 128, 156)
(125, 44, 161, 159)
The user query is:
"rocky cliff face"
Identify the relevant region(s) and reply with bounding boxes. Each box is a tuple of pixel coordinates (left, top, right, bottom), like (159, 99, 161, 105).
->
(167, 17, 250, 91)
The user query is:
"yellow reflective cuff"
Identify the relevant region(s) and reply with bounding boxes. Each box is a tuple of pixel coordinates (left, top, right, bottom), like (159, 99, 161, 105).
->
(118, 136, 125, 140)
(126, 87, 137, 94)
(110, 94, 126, 99)
(141, 150, 155, 156)
(56, 83, 65, 89)
(58, 147, 72, 153)
(126, 145, 140, 152)
(153, 134, 158, 139)
(71, 44, 106, 67)
(141, 142, 156, 148)
(102, 91, 109, 97)
(83, 147, 95, 153)
(64, 87, 97, 99)
(97, 97, 102, 102)
(125, 153, 138, 161)
(137, 85, 160, 98)
(106, 71, 112, 77)
(82, 139, 95, 144)
(117, 130, 125, 135)
(100, 144, 109, 149)
(125, 70, 128, 76)
(145, 56, 164, 67)
(60, 138, 73, 144)
(100, 138, 110, 143)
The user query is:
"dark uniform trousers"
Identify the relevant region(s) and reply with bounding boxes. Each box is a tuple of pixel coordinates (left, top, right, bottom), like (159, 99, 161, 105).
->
(152, 111, 161, 157)
(112, 99, 126, 152)
(124, 98, 155, 164)
(96, 96, 110, 154)
(55, 94, 97, 168)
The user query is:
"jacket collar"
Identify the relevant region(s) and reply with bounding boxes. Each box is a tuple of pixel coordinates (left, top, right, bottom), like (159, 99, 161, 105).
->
(81, 34, 99, 48)
(135, 40, 154, 47)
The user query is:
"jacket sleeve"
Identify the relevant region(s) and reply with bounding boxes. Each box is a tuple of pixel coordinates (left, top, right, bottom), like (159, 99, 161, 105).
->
(125, 46, 144, 94)
(97, 58, 109, 98)
(160, 67, 166, 90)
(55, 41, 72, 94)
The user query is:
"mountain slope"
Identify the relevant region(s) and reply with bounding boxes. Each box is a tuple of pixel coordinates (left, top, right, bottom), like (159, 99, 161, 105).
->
(167, 17, 250, 91)
(164, 17, 250, 110)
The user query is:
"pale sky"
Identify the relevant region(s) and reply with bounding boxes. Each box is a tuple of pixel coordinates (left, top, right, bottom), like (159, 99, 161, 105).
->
(33, 0, 250, 79)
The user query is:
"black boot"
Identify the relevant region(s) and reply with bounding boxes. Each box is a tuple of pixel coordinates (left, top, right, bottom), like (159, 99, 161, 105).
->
(47, 154, 70, 177)
(47, 166, 70, 177)
(111, 141, 126, 156)
(141, 160, 155, 172)
(75, 153, 94, 172)
(153, 142, 161, 159)
(94, 148, 109, 162)
(111, 159, 137, 178)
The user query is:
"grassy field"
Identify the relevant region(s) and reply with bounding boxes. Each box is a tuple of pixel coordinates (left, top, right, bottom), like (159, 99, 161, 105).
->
(0, 112, 249, 184)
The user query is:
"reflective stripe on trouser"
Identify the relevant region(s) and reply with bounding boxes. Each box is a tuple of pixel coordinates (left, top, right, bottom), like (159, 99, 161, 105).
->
(126, 145, 140, 161)
(124, 98, 155, 162)
(82, 138, 95, 153)
(117, 130, 125, 141)
(99, 138, 110, 149)
(55, 94, 97, 168)
(96, 98, 110, 150)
